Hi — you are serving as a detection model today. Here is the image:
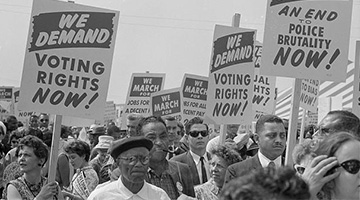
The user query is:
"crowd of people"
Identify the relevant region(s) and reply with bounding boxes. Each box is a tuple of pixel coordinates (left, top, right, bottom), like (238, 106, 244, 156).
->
(0, 110, 359, 200)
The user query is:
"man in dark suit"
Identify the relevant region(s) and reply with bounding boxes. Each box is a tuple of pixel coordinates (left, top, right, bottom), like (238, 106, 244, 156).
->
(171, 117, 211, 186)
(138, 116, 195, 199)
(224, 114, 286, 184)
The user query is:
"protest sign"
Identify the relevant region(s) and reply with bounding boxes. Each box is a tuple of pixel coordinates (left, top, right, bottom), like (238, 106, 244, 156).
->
(253, 42, 276, 114)
(306, 110, 318, 126)
(299, 79, 320, 112)
(120, 73, 165, 129)
(18, 0, 119, 119)
(150, 88, 182, 120)
(206, 25, 256, 125)
(181, 74, 208, 125)
(352, 41, 360, 117)
(12, 88, 39, 123)
(0, 87, 14, 116)
(0, 87, 12, 100)
(261, 0, 353, 82)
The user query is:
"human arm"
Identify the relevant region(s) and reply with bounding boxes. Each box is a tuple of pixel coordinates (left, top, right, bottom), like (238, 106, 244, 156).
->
(57, 154, 70, 188)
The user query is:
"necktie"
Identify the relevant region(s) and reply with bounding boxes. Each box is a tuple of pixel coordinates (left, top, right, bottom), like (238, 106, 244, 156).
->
(200, 156, 208, 183)
(268, 161, 276, 168)
(168, 146, 174, 159)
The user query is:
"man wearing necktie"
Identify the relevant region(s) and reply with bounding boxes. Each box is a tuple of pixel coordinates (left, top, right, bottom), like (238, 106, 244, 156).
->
(224, 114, 286, 184)
(171, 117, 211, 186)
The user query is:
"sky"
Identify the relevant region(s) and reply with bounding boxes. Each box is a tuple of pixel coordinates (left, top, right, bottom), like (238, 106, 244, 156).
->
(0, 0, 359, 105)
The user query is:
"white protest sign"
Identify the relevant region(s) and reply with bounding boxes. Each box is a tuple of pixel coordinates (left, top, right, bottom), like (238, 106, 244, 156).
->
(13, 88, 40, 123)
(352, 41, 360, 117)
(206, 25, 256, 125)
(18, 0, 119, 119)
(253, 42, 276, 114)
(261, 0, 353, 82)
(181, 74, 208, 125)
(306, 110, 318, 126)
(121, 73, 165, 129)
(150, 88, 182, 120)
(299, 79, 320, 112)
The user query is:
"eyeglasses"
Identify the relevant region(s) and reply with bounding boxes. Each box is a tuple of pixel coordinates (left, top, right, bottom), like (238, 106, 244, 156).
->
(118, 155, 150, 165)
(295, 166, 305, 174)
(40, 119, 49, 122)
(339, 159, 360, 174)
(189, 130, 208, 138)
(11, 140, 19, 144)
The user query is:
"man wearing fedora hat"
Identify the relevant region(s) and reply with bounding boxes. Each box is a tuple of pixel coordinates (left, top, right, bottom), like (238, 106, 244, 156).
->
(88, 136, 170, 200)
(88, 125, 106, 149)
(89, 135, 114, 183)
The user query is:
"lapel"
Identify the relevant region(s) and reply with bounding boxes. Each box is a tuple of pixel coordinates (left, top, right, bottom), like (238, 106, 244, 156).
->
(251, 154, 262, 170)
(186, 152, 200, 184)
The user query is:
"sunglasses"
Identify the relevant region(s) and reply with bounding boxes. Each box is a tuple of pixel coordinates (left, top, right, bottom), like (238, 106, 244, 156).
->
(189, 130, 208, 138)
(339, 159, 360, 174)
(40, 119, 49, 122)
(295, 166, 305, 174)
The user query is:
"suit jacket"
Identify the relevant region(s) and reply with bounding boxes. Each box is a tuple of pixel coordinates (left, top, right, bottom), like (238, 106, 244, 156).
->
(170, 151, 211, 186)
(224, 153, 262, 185)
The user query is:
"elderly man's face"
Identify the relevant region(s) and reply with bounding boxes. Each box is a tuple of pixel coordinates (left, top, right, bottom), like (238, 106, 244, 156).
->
(118, 147, 150, 184)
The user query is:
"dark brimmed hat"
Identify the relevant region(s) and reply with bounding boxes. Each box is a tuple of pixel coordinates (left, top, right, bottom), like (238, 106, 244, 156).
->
(110, 136, 153, 159)
(90, 126, 106, 135)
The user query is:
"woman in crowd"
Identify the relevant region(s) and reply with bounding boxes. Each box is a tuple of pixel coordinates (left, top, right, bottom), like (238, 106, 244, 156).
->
(5, 135, 62, 200)
(4, 130, 23, 166)
(314, 132, 360, 200)
(62, 140, 98, 200)
(292, 139, 316, 176)
(195, 144, 242, 200)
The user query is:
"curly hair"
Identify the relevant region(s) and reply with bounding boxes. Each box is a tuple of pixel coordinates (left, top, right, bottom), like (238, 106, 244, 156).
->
(314, 131, 359, 199)
(211, 144, 242, 166)
(219, 166, 310, 200)
(64, 140, 91, 162)
(17, 135, 49, 166)
(292, 139, 316, 165)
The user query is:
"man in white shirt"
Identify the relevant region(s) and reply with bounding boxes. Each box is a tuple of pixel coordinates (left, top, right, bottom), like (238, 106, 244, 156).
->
(171, 117, 211, 186)
(224, 114, 286, 184)
(88, 136, 170, 200)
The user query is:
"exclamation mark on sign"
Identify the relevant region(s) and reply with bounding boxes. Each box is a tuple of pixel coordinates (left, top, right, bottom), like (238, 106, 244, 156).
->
(326, 49, 340, 70)
(240, 101, 248, 116)
(263, 97, 270, 106)
(85, 93, 99, 109)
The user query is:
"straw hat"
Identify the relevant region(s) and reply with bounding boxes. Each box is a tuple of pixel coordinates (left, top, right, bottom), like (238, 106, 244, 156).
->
(94, 135, 114, 150)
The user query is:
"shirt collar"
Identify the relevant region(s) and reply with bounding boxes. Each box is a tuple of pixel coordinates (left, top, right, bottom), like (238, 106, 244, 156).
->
(118, 176, 148, 199)
(190, 151, 208, 165)
(258, 151, 281, 167)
